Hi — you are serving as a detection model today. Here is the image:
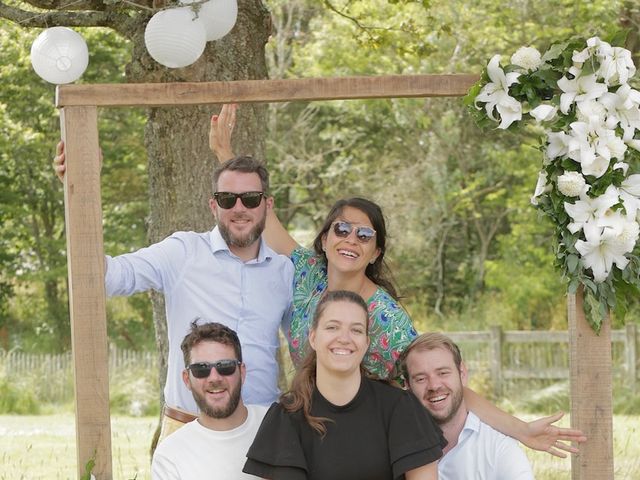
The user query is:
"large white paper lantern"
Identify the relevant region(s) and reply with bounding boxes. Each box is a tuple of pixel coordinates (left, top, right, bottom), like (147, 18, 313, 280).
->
(144, 7, 207, 68)
(181, 0, 238, 41)
(30, 27, 89, 84)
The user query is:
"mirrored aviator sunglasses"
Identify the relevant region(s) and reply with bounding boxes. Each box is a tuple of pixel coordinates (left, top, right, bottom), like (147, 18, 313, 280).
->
(331, 221, 376, 243)
(214, 191, 265, 209)
(187, 359, 242, 378)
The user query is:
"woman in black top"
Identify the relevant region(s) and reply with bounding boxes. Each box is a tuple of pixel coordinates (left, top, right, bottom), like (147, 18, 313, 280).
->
(243, 290, 444, 480)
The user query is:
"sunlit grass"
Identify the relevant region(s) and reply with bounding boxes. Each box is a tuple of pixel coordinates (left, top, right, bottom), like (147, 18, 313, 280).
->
(0, 414, 156, 480)
(1, 413, 638, 479)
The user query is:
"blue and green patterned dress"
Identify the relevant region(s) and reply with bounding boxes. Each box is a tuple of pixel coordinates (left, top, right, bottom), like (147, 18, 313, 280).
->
(287, 247, 418, 379)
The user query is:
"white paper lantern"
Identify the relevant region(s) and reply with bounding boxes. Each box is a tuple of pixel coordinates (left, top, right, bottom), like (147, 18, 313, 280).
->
(144, 7, 207, 68)
(30, 27, 89, 84)
(181, 0, 238, 41)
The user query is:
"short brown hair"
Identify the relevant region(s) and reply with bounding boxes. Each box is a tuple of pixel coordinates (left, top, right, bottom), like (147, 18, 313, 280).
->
(212, 156, 269, 193)
(180, 320, 243, 366)
(400, 332, 463, 380)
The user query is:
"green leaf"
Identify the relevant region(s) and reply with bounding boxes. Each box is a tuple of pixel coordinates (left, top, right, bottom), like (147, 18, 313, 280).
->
(566, 254, 579, 274)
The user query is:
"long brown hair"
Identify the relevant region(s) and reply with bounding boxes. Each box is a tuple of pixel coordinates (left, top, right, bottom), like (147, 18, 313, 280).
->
(280, 290, 368, 436)
(312, 197, 399, 299)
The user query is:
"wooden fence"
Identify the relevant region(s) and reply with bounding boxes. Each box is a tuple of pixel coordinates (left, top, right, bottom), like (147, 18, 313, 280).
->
(1, 325, 637, 403)
(0, 345, 157, 404)
(448, 323, 638, 397)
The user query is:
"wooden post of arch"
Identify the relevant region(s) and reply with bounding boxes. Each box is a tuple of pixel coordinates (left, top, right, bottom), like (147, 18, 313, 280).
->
(56, 74, 612, 479)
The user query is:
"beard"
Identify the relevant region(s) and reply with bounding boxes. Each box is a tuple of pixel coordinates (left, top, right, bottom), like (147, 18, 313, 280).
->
(191, 375, 242, 419)
(218, 212, 266, 249)
(427, 384, 464, 425)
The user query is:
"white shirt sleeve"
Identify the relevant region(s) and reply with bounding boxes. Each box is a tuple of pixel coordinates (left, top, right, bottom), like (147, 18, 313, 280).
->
(151, 450, 182, 480)
(495, 436, 535, 480)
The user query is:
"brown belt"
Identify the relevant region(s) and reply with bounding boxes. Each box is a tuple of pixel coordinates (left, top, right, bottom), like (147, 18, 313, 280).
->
(163, 404, 198, 424)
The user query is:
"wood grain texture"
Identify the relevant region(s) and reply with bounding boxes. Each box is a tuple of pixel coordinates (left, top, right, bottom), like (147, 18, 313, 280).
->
(60, 106, 112, 480)
(568, 289, 613, 480)
(56, 74, 479, 107)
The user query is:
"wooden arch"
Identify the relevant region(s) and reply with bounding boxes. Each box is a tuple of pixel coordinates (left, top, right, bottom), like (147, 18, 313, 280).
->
(57, 74, 612, 480)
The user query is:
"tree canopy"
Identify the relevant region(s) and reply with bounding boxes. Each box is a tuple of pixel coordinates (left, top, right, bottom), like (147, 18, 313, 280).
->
(0, 0, 638, 352)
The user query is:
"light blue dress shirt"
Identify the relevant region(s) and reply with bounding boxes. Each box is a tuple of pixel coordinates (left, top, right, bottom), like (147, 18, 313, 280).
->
(105, 226, 293, 413)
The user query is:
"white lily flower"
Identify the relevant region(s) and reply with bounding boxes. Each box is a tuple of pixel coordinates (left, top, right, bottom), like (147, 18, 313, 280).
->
(531, 170, 551, 205)
(614, 162, 629, 175)
(567, 117, 626, 178)
(557, 171, 588, 197)
(572, 37, 611, 66)
(620, 190, 640, 222)
(626, 139, 640, 151)
(475, 55, 522, 129)
(575, 218, 635, 282)
(557, 74, 608, 114)
(576, 100, 608, 123)
(598, 211, 639, 255)
(564, 185, 620, 233)
(545, 131, 571, 160)
(598, 84, 640, 140)
(598, 46, 636, 86)
(530, 104, 558, 123)
(621, 174, 640, 197)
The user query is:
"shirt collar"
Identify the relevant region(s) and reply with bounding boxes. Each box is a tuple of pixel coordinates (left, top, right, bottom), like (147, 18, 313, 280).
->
(209, 226, 273, 263)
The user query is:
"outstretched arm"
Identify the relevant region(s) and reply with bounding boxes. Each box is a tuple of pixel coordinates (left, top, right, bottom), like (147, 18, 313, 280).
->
(464, 387, 586, 458)
(209, 104, 300, 257)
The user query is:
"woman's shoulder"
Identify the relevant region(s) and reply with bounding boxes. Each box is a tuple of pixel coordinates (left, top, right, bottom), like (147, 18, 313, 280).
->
(363, 377, 409, 401)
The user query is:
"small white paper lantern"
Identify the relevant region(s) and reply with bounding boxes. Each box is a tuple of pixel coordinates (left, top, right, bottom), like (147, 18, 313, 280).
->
(30, 27, 89, 84)
(144, 7, 207, 68)
(181, 0, 238, 41)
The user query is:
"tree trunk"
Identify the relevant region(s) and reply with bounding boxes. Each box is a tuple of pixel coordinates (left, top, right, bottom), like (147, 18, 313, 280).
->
(123, 0, 273, 444)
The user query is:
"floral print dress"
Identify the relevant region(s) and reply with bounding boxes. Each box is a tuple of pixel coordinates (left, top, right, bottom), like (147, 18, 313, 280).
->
(287, 247, 418, 379)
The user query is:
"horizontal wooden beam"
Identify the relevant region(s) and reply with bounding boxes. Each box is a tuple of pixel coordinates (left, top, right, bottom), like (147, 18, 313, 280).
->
(56, 74, 479, 107)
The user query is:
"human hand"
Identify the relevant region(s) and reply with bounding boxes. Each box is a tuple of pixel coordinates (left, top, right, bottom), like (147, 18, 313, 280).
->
(209, 103, 236, 161)
(53, 140, 66, 182)
(522, 412, 586, 458)
(52, 140, 103, 182)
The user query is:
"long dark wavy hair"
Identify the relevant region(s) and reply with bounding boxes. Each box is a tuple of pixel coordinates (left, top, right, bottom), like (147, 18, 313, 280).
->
(280, 290, 369, 436)
(312, 197, 399, 299)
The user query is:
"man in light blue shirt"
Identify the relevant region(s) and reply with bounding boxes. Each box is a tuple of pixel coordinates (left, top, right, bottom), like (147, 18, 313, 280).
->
(403, 333, 535, 480)
(55, 145, 294, 438)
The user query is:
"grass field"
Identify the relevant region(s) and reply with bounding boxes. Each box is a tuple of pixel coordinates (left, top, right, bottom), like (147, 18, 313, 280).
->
(1, 413, 639, 479)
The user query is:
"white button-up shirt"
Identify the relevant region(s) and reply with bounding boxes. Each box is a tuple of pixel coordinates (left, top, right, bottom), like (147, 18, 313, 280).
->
(438, 412, 535, 480)
(105, 227, 293, 413)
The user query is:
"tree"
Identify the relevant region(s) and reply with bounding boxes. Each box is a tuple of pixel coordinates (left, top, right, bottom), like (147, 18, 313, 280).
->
(0, 0, 274, 419)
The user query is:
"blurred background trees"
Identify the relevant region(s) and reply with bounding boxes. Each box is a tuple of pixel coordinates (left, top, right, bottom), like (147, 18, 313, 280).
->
(0, 0, 638, 353)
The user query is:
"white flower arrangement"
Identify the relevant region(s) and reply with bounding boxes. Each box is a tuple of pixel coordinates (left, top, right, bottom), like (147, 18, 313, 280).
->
(465, 34, 640, 331)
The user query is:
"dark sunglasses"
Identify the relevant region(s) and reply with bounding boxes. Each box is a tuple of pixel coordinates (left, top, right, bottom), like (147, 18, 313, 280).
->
(187, 359, 242, 378)
(331, 221, 376, 243)
(213, 191, 265, 209)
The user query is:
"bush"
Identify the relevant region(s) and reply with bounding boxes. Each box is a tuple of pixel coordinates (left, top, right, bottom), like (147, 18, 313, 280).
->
(0, 376, 40, 414)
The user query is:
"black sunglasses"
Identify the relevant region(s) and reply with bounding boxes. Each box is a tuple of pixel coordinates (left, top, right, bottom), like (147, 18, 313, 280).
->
(331, 221, 376, 243)
(213, 191, 265, 209)
(187, 359, 242, 378)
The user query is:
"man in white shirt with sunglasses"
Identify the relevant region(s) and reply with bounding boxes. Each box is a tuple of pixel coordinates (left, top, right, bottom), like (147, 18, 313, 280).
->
(152, 321, 268, 479)
(54, 140, 293, 442)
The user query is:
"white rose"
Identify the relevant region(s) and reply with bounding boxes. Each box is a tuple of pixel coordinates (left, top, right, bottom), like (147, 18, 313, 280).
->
(557, 171, 587, 197)
(511, 46, 542, 71)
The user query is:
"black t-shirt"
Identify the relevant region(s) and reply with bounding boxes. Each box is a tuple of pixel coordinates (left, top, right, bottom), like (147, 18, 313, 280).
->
(243, 377, 445, 480)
